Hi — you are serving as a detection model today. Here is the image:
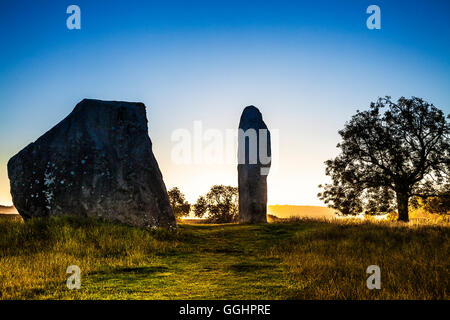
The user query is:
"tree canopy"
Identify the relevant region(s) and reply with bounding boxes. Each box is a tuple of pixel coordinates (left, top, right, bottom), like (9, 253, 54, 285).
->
(167, 187, 191, 219)
(194, 185, 238, 223)
(318, 96, 449, 222)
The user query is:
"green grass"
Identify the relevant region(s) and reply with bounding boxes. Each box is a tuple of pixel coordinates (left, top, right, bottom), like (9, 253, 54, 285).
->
(0, 216, 448, 299)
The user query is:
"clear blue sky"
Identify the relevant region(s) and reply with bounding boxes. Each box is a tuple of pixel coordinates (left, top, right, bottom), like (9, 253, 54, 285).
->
(1, 0, 449, 205)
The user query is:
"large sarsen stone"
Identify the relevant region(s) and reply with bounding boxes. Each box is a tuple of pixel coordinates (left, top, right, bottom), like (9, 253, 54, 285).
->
(238, 105, 271, 223)
(8, 99, 176, 228)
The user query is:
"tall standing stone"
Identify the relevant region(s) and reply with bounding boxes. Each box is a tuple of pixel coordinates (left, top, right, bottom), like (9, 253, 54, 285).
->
(8, 99, 176, 228)
(238, 106, 271, 223)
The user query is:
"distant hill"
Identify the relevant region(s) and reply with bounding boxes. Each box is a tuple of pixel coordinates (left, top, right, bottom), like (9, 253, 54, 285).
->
(0, 205, 17, 214)
(268, 205, 337, 219)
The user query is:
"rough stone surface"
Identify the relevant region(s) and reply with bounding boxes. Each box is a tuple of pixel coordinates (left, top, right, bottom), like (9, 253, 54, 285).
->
(8, 99, 176, 228)
(238, 106, 271, 223)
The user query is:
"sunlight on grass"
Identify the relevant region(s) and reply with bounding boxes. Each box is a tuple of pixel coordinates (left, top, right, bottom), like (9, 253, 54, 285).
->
(0, 216, 448, 299)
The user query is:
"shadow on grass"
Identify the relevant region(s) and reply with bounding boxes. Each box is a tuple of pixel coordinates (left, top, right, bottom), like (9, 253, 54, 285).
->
(90, 265, 169, 276)
(228, 262, 275, 273)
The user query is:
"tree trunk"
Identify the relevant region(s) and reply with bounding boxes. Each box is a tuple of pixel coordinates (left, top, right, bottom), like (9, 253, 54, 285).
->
(396, 192, 409, 222)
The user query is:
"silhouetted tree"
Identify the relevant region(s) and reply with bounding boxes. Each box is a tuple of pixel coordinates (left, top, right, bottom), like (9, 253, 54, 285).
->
(194, 185, 238, 223)
(167, 187, 191, 219)
(422, 193, 450, 214)
(193, 196, 207, 218)
(318, 97, 449, 222)
(412, 184, 450, 214)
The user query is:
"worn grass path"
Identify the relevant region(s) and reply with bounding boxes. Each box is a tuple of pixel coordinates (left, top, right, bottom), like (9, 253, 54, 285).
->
(71, 223, 308, 299)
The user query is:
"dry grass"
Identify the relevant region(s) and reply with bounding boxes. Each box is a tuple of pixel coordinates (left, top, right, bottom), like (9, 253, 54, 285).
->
(0, 215, 448, 299)
(269, 217, 449, 299)
(0, 217, 182, 299)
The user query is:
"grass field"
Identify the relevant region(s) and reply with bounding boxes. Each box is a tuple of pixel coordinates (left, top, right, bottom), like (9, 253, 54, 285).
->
(0, 216, 448, 300)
